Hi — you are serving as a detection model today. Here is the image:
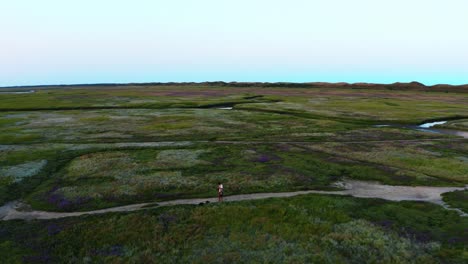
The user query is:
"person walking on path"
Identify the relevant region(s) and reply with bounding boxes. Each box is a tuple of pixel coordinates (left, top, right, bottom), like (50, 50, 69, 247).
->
(218, 182, 224, 202)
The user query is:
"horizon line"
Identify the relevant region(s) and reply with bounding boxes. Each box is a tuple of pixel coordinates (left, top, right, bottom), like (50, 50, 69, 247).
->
(2, 80, 468, 89)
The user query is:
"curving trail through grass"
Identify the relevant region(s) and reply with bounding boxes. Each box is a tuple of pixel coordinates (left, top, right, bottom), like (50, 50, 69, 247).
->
(1, 180, 466, 221)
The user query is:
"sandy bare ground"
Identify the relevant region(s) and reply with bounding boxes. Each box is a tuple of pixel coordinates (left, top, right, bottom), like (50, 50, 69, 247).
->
(1, 180, 466, 221)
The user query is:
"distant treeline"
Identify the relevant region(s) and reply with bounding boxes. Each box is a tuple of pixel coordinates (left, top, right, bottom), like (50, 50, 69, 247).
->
(2, 81, 468, 93)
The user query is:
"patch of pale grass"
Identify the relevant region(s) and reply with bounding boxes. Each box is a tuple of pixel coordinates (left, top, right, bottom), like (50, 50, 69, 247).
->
(154, 149, 209, 168)
(58, 170, 200, 199)
(323, 220, 440, 263)
(0, 160, 47, 182)
(65, 152, 134, 180)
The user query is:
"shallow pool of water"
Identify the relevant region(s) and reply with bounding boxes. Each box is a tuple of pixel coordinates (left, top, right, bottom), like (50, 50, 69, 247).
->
(419, 121, 447, 128)
(375, 120, 468, 139)
(0, 90, 35, 94)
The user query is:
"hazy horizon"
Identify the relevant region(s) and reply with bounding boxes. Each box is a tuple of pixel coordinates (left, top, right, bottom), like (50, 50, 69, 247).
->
(2, 80, 468, 89)
(2, 0, 468, 87)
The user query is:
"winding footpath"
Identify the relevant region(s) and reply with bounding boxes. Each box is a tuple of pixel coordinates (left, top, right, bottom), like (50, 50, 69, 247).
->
(1, 180, 466, 221)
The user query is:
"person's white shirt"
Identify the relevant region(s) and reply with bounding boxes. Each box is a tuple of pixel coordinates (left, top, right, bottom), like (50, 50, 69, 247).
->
(218, 184, 223, 191)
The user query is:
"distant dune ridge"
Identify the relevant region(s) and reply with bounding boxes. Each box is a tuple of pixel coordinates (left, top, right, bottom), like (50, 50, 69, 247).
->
(1, 81, 468, 93)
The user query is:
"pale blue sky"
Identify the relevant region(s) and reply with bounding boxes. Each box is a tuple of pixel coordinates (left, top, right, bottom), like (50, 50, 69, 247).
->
(1, 0, 467, 86)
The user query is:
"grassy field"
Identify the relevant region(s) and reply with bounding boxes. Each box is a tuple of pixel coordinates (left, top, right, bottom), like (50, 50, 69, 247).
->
(1, 84, 467, 262)
(22, 144, 396, 211)
(443, 190, 468, 213)
(1, 194, 467, 263)
(439, 119, 468, 131)
(1, 85, 467, 121)
(1, 141, 466, 212)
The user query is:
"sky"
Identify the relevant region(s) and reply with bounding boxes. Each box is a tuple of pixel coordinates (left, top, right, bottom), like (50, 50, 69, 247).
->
(1, 0, 468, 86)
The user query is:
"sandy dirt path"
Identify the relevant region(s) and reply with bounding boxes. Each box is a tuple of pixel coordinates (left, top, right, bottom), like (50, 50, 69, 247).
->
(1, 180, 466, 221)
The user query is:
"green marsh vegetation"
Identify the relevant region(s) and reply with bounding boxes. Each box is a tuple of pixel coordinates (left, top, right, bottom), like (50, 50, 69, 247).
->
(1, 84, 467, 262)
(1, 194, 467, 263)
(23, 144, 400, 211)
(2, 141, 465, 212)
(443, 190, 468, 213)
(438, 119, 468, 131)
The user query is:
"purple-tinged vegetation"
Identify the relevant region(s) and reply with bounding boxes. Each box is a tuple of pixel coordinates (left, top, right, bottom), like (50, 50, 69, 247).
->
(47, 187, 91, 210)
(92, 245, 125, 257)
(47, 224, 62, 236)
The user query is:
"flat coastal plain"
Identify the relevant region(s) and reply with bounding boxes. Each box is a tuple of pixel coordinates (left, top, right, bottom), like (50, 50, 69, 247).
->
(1, 83, 467, 263)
